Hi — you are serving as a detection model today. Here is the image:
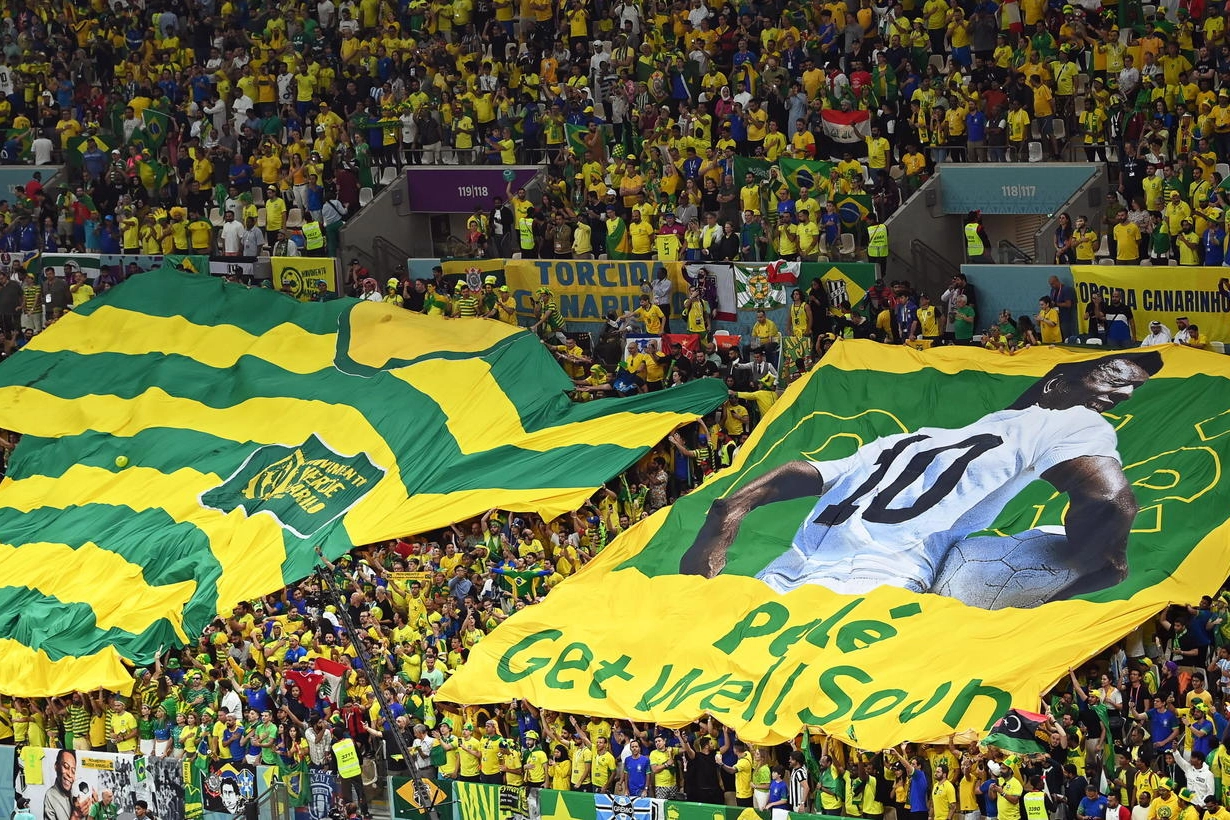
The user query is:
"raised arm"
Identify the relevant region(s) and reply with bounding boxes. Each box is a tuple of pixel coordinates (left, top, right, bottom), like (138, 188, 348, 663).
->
(679, 460, 824, 577)
(1042, 455, 1137, 596)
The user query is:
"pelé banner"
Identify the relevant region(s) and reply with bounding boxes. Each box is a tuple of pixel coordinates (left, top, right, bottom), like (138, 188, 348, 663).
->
(1071, 264, 1230, 342)
(439, 342, 1230, 748)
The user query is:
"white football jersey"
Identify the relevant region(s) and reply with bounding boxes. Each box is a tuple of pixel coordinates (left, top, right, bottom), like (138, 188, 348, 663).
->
(755, 405, 1120, 594)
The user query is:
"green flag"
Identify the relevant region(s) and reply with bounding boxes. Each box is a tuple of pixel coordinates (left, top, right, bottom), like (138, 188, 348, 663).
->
(778, 158, 835, 196)
(733, 155, 773, 185)
(139, 108, 172, 149)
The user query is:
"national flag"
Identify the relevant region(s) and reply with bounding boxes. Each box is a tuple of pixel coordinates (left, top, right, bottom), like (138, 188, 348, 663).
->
(3, 128, 31, 161)
(139, 108, 172, 149)
(733, 155, 773, 186)
(276, 760, 310, 808)
(820, 109, 872, 143)
(818, 109, 872, 159)
(565, 123, 612, 159)
(534, 789, 596, 820)
(136, 157, 169, 192)
(835, 193, 873, 229)
(777, 158, 835, 196)
(984, 709, 1051, 755)
(314, 657, 348, 705)
(0, 268, 727, 695)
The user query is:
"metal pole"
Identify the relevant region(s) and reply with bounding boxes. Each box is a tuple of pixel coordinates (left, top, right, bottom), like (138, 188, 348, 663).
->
(314, 566, 441, 820)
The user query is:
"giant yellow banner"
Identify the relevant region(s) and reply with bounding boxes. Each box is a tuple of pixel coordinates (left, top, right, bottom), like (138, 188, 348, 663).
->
(1071, 265, 1230, 342)
(439, 342, 1230, 748)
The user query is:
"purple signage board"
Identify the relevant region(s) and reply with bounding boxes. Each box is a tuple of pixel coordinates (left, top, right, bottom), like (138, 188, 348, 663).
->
(405, 166, 540, 213)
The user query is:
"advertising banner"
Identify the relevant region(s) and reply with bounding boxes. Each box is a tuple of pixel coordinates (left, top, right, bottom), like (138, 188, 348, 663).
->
(1071, 264, 1230, 342)
(441, 342, 1230, 748)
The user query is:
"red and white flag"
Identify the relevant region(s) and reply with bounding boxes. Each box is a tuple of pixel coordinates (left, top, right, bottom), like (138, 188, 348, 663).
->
(314, 657, 349, 705)
(819, 110, 872, 144)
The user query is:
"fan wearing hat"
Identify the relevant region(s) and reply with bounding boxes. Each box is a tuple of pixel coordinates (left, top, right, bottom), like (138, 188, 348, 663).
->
(383, 278, 404, 306)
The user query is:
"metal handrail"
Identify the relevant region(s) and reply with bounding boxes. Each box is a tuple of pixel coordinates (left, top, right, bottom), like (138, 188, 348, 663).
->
(997, 239, 1034, 264)
(910, 238, 955, 277)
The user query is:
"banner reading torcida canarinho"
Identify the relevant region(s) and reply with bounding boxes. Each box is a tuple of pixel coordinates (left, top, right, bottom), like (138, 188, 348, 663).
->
(439, 342, 1230, 748)
(1071, 265, 1230, 342)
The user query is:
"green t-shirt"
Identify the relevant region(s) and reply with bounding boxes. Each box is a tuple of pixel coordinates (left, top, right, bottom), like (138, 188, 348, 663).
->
(257, 721, 280, 764)
(955, 305, 976, 341)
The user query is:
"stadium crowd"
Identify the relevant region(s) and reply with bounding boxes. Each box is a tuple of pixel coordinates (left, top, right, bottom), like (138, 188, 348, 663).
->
(0, 0, 1229, 816)
(11, 0, 1230, 266)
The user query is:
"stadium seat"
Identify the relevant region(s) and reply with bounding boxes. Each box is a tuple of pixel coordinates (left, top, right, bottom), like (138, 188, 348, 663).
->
(1142, 3, 1157, 16)
(256, 207, 267, 227)
(1028, 142, 1043, 162)
(1218, 163, 1230, 181)
(253, 188, 265, 206)
(1140, 259, 1153, 265)
(928, 54, 946, 74)
(1051, 119, 1066, 140)
(1075, 74, 1090, 95)
(1098, 258, 1114, 265)
(1095, 235, 1110, 257)
(1030, 120, 1043, 141)
(286, 208, 304, 228)
(209, 208, 223, 227)
(1212, 341, 1226, 354)
(1085, 338, 1103, 345)
(359, 187, 374, 207)
(837, 233, 856, 258)
(380, 166, 399, 186)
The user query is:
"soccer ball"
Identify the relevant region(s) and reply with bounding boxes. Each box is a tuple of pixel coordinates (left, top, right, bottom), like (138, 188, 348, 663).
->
(930, 527, 1079, 610)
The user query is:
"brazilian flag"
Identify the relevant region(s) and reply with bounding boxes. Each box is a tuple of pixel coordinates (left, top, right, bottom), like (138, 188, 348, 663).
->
(139, 108, 172, 150)
(565, 122, 613, 158)
(778, 158, 835, 196)
(0, 269, 726, 696)
(136, 157, 170, 192)
(835, 192, 873, 229)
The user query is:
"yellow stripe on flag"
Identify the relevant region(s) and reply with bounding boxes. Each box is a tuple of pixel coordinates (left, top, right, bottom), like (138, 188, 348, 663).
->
(0, 541, 196, 637)
(342, 302, 523, 371)
(395, 357, 714, 455)
(0, 466, 287, 620)
(31, 307, 337, 375)
(0, 639, 135, 698)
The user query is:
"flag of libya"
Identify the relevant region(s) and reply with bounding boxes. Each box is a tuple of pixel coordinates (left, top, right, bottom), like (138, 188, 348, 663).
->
(983, 709, 1051, 755)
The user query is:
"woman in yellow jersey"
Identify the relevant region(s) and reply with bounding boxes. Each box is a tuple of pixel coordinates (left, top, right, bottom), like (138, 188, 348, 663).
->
(788, 288, 812, 337)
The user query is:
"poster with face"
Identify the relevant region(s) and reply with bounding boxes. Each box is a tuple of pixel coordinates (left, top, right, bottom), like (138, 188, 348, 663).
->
(15, 748, 139, 820)
(202, 762, 256, 818)
(138, 757, 185, 820)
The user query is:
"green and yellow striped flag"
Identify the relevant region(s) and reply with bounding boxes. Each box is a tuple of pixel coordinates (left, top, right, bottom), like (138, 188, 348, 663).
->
(0, 268, 726, 696)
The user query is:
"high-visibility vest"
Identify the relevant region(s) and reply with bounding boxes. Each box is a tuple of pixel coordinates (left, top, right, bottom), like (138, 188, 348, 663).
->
(1023, 791, 1047, 820)
(867, 223, 888, 257)
(517, 216, 535, 249)
(303, 221, 325, 250)
(964, 223, 984, 256)
(333, 738, 362, 779)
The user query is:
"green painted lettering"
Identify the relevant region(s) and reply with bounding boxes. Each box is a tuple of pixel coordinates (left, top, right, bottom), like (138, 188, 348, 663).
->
(544, 642, 593, 690)
(589, 655, 634, 699)
(943, 679, 1012, 731)
(699, 679, 753, 715)
(496, 629, 561, 682)
(852, 689, 907, 721)
(900, 682, 952, 722)
(797, 665, 870, 725)
(835, 620, 898, 653)
(713, 602, 790, 654)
